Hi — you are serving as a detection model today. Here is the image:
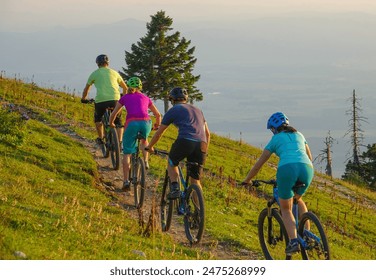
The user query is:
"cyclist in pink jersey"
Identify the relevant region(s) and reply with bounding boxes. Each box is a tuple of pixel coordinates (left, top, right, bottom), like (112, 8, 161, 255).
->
(109, 77, 161, 191)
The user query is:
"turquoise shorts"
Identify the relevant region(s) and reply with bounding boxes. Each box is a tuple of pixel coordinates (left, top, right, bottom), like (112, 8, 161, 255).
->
(276, 163, 314, 199)
(122, 120, 152, 154)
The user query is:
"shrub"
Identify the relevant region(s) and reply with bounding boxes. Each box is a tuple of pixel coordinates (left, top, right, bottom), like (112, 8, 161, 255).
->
(0, 105, 27, 147)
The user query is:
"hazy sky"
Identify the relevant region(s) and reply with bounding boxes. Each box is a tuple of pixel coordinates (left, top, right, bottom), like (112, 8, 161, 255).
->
(1, 0, 376, 177)
(2, 0, 376, 32)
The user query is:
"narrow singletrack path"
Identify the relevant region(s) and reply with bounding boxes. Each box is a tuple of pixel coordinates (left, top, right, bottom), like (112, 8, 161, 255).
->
(55, 124, 259, 260)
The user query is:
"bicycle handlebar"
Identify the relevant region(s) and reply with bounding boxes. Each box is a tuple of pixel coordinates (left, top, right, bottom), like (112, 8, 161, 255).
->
(81, 98, 95, 104)
(252, 179, 277, 187)
(150, 148, 169, 156)
(238, 179, 277, 188)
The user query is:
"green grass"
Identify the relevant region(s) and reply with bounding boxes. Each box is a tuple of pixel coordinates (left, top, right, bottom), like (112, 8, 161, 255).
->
(0, 110, 209, 260)
(1, 76, 376, 259)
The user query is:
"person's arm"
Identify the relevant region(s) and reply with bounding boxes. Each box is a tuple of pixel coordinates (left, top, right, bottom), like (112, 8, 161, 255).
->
(149, 103, 161, 129)
(242, 149, 272, 184)
(109, 102, 123, 127)
(305, 144, 313, 162)
(204, 122, 210, 151)
(81, 84, 91, 101)
(146, 124, 168, 152)
(119, 80, 128, 95)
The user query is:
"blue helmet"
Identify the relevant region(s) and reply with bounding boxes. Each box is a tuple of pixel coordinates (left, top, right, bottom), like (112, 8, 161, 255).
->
(267, 112, 289, 130)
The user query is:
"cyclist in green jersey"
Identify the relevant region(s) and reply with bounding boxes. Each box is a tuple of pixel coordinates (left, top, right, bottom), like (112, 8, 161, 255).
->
(81, 54, 128, 144)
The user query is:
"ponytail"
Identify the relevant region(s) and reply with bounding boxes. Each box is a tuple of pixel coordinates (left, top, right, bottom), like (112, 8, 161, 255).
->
(277, 124, 297, 133)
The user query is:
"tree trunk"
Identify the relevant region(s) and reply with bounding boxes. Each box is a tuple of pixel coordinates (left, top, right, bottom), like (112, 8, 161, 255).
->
(325, 146, 333, 178)
(163, 96, 170, 113)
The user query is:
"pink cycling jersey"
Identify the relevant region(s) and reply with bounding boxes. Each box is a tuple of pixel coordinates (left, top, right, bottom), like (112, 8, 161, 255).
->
(118, 92, 152, 127)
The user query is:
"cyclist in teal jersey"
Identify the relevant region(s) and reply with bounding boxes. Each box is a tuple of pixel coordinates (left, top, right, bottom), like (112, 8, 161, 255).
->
(241, 112, 314, 256)
(81, 54, 128, 144)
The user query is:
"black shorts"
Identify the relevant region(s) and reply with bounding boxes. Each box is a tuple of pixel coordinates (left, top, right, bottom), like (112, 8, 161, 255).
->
(94, 100, 122, 126)
(168, 138, 206, 180)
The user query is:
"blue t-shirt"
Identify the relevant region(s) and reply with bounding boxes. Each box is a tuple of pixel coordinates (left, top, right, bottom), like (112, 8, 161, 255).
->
(265, 131, 312, 167)
(161, 103, 207, 142)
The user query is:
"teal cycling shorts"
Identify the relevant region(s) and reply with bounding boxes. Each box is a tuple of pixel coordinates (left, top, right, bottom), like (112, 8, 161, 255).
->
(276, 163, 314, 199)
(122, 120, 152, 154)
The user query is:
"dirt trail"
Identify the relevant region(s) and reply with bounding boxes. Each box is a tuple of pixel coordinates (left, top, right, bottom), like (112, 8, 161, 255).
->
(57, 125, 258, 260)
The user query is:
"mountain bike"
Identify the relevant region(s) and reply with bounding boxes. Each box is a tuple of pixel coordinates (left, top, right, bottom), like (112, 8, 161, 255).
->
(152, 149, 205, 245)
(250, 179, 330, 260)
(81, 99, 120, 170)
(129, 132, 146, 209)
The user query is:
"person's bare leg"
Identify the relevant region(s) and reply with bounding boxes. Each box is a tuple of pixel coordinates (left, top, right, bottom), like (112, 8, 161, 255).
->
(167, 164, 179, 183)
(117, 127, 124, 143)
(280, 198, 297, 240)
(295, 195, 309, 229)
(141, 139, 148, 162)
(95, 121, 104, 139)
(122, 154, 131, 182)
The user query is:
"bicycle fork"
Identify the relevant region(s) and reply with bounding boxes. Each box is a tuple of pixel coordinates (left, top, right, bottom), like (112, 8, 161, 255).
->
(176, 165, 186, 215)
(266, 199, 282, 245)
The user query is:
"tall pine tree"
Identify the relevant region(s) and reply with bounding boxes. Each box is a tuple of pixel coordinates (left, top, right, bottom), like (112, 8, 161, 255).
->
(121, 11, 202, 112)
(360, 143, 376, 189)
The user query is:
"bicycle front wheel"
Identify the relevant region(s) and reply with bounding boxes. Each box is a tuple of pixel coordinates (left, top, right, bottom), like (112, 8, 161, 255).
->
(160, 170, 174, 232)
(108, 127, 120, 170)
(258, 208, 290, 260)
(298, 211, 330, 260)
(184, 184, 205, 245)
(133, 157, 146, 209)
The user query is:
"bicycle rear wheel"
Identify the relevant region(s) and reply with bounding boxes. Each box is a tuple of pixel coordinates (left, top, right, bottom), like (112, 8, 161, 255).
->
(108, 128, 120, 170)
(133, 157, 146, 209)
(99, 130, 109, 158)
(298, 211, 330, 260)
(258, 208, 291, 260)
(160, 170, 174, 232)
(184, 184, 205, 245)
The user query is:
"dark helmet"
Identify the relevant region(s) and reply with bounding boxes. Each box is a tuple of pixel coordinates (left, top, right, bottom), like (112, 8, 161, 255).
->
(169, 87, 188, 101)
(95, 54, 109, 66)
(267, 112, 289, 130)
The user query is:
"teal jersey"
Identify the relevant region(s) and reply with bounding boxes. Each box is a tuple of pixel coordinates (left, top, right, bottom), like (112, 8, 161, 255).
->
(265, 131, 312, 167)
(87, 67, 123, 103)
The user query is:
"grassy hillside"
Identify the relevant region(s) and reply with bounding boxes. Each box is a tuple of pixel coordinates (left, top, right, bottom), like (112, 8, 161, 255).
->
(1, 76, 375, 260)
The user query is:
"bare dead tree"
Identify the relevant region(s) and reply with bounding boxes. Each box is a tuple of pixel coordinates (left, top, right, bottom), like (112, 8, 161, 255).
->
(344, 89, 368, 166)
(314, 130, 336, 178)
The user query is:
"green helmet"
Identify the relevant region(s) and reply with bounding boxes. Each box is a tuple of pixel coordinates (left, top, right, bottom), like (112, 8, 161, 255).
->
(127, 77, 142, 89)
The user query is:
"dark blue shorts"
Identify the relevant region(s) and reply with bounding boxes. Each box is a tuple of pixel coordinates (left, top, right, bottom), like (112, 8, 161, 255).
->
(168, 138, 206, 180)
(94, 100, 121, 126)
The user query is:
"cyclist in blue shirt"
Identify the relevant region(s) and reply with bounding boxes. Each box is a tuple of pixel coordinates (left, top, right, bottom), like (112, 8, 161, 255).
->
(146, 87, 210, 199)
(241, 112, 313, 256)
